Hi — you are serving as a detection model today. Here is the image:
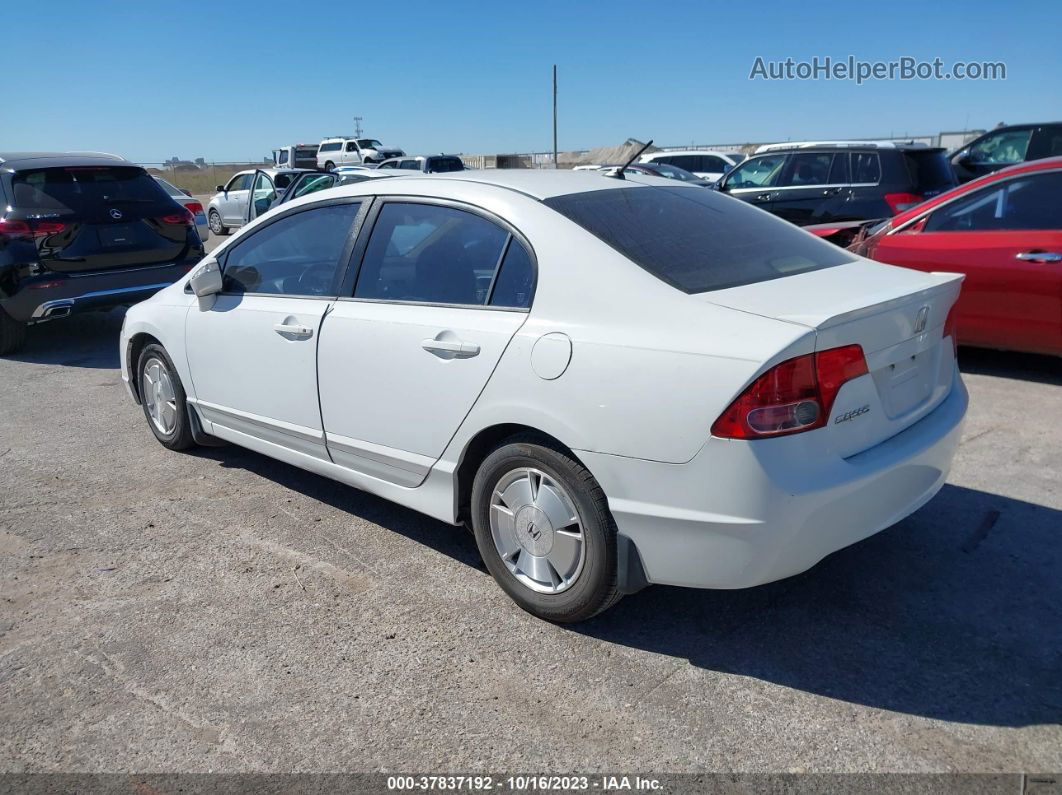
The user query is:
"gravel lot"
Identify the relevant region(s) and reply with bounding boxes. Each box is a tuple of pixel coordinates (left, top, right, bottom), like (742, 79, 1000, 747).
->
(1, 304, 1059, 773)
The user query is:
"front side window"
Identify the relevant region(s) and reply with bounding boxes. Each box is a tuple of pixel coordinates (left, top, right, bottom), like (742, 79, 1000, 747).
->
(276, 150, 289, 165)
(924, 172, 1062, 232)
(354, 203, 509, 305)
(226, 173, 252, 192)
(968, 129, 1032, 165)
(724, 154, 786, 189)
(781, 153, 833, 187)
(345, 142, 359, 152)
(544, 186, 852, 293)
(223, 203, 361, 296)
(378, 161, 397, 169)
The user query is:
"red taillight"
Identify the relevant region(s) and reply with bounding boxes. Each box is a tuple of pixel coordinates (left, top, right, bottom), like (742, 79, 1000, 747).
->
(711, 345, 869, 440)
(0, 218, 66, 239)
(884, 193, 923, 214)
(943, 302, 959, 354)
(158, 208, 194, 225)
(183, 202, 204, 215)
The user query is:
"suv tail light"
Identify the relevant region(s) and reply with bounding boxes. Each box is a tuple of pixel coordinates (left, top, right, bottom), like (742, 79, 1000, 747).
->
(884, 193, 923, 214)
(157, 208, 194, 225)
(711, 345, 869, 439)
(0, 218, 67, 239)
(943, 302, 959, 355)
(183, 202, 204, 216)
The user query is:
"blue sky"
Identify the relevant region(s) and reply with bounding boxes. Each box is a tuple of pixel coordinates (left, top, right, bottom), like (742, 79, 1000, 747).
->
(4, 0, 1059, 163)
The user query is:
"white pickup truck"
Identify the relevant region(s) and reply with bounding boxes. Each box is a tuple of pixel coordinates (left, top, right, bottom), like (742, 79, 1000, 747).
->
(316, 137, 405, 169)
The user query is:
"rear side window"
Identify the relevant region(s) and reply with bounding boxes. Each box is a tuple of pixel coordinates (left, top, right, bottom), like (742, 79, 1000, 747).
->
(223, 203, 360, 296)
(489, 240, 534, 308)
(11, 166, 167, 213)
(904, 151, 957, 195)
(319, 142, 342, 152)
(427, 157, 465, 173)
(544, 186, 853, 294)
(355, 203, 509, 305)
(851, 153, 881, 184)
(781, 153, 833, 186)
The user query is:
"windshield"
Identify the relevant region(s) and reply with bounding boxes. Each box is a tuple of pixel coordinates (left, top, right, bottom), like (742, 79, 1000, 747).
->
(12, 166, 168, 213)
(358, 139, 384, 149)
(544, 186, 853, 293)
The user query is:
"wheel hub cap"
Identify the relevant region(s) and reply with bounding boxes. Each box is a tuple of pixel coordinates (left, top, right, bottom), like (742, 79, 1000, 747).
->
(142, 358, 177, 435)
(488, 467, 585, 594)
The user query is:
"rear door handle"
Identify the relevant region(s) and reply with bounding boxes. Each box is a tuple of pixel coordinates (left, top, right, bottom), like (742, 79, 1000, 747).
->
(1016, 251, 1061, 263)
(421, 338, 480, 358)
(274, 322, 313, 338)
(822, 187, 842, 197)
(753, 192, 773, 202)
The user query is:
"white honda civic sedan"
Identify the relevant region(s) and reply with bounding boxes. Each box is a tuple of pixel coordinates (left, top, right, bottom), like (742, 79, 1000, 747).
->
(120, 170, 968, 622)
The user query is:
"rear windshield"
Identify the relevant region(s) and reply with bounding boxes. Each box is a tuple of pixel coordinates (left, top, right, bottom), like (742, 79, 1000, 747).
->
(11, 166, 167, 213)
(904, 150, 957, 195)
(427, 156, 465, 173)
(544, 186, 854, 293)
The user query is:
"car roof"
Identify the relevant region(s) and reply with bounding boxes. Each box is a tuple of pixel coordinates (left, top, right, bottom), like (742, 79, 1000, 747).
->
(754, 140, 937, 154)
(643, 149, 734, 158)
(0, 151, 131, 169)
(366, 168, 657, 199)
(889, 155, 1062, 227)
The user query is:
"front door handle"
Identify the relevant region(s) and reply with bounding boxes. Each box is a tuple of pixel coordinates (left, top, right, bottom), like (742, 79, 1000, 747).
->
(274, 322, 313, 338)
(1016, 251, 1061, 263)
(421, 338, 480, 358)
(753, 192, 772, 202)
(822, 187, 842, 197)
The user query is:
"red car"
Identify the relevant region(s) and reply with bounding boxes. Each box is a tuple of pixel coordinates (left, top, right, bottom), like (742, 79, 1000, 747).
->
(819, 157, 1062, 356)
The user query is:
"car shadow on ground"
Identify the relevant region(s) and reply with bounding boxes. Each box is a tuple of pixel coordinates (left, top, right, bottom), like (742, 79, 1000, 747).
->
(199, 442, 1061, 729)
(958, 346, 1062, 386)
(7, 310, 123, 369)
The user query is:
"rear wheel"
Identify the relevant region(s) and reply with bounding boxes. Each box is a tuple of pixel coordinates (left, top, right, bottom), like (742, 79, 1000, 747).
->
(324, 161, 335, 171)
(0, 308, 27, 355)
(471, 436, 621, 622)
(208, 210, 228, 236)
(138, 343, 195, 451)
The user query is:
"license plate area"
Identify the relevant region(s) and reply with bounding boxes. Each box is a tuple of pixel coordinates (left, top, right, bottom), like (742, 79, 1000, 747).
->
(872, 347, 937, 418)
(98, 223, 138, 246)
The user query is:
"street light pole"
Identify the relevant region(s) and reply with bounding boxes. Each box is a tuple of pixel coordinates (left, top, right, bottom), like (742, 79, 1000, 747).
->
(552, 65, 558, 169)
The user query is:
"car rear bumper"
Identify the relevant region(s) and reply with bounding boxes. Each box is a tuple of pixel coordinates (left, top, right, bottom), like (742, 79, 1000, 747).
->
(579, 369, 968, 590)
(4, 260, 199, 324)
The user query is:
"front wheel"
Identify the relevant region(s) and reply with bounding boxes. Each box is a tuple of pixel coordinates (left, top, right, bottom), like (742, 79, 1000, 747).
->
(208, 210, 228, 236)
(471, 436, 621, 622)
(138, 343, 196, 451)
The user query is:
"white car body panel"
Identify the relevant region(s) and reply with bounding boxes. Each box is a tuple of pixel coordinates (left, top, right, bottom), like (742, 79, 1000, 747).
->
(121, 170, 967, 592)
(638, 149, 739, 182)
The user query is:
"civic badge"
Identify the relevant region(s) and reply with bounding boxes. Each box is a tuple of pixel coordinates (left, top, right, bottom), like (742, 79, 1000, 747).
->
(109, 208, 123, 220)
(914, 305, 929, 334)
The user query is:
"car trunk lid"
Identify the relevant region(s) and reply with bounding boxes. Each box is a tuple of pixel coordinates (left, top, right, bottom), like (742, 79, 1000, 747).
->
(699, 259, 963, 456)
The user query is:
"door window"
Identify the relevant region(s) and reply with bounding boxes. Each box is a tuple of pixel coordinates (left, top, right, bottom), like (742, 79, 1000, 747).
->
(345, 141, 359, 152)
(226, 173, 252, 192)
(968, 129, 1032, 165)
(400, 160, 421, 170)
(724, 155, 786, 188)
(223, 203, 361, 296)
(780, 153, 833, 186)
(850, 153, 881, 184)
(378, 161, 397, 169)
(924, 172, 1062, 232)
(291, 174, 338, 198)
(354, 203, 510, 305)
(700, 155, 729, 173)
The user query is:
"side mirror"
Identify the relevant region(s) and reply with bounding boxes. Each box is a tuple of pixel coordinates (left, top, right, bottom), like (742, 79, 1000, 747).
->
(189, 260, 223, 297)
(215, 185, 226, 193)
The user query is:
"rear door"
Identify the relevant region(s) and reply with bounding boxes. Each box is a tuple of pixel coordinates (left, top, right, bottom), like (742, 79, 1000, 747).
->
(185, 200, 363, 458)
(317, 200, 534, 485)
(874, 170, 1062, 354)
(769, 152, 845, 224)
(7, 165, 192, 274)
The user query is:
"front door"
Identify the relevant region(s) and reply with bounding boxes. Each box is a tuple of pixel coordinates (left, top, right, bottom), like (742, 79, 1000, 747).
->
(317, 200, 535, 485)
(185, 201, 363, 458)
(717, 153, 788, 216)
(220, 172, 253, 226)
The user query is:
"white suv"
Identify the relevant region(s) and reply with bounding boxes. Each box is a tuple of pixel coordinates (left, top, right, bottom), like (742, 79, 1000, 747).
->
(638, 150, 743, 182)
(317, 137, 405, 169)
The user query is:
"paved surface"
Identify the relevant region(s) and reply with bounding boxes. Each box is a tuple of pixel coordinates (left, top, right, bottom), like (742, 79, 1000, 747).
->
(1, 311, 1060, 773)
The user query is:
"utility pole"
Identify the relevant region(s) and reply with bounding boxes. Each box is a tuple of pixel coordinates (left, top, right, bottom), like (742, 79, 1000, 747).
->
(353, 116, 363, 138)
(552, 65, 558, 169)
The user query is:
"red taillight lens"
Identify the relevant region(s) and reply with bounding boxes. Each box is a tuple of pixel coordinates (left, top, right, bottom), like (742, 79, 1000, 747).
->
(711, 345, 869, 439)
(0, 218, 66, 239)
(943, 302, 959, 354)
(183, 202, 204, 215)
(884, 193, 924, 214)
(158, 208, 194, 225)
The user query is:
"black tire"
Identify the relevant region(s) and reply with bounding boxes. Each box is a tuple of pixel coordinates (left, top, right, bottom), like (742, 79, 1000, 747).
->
(0, 307, 27, 355)
(471, 435, 621, 623)
(324, 161, 335, 171)
(137, 343, 196, 451)
(208, 209, 228, 236)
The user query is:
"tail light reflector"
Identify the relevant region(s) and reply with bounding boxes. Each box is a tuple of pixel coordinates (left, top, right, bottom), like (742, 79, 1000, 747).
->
(943, 302, 959, 354)
(183, 202, 204, 215)
(884, 193, 923, 214)
(712, 345, 869, 439)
